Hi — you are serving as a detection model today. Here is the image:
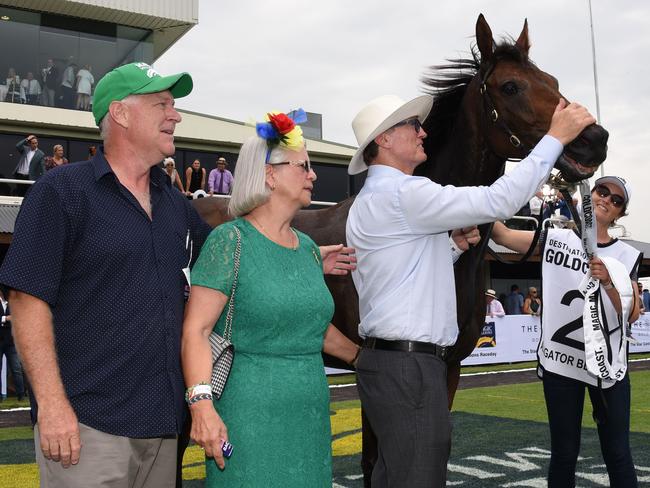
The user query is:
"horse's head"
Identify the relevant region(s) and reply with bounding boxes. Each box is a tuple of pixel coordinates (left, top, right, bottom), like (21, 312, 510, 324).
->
(474, 14, 608, 183)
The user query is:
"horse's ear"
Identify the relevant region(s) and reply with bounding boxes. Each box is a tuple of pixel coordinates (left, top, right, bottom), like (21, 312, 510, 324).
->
(476, 13, 494, 65)
(515, 18, 530, 56)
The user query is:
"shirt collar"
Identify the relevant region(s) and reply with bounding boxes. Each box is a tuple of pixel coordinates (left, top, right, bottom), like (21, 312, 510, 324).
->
(91, 146, 170, 188)
(367, 164, 408, 178)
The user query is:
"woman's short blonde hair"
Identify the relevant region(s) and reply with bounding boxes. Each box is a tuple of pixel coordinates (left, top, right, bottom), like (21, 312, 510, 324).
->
(228, 136, 290, 217)
(163, 157, 175, 168)
(53, 144, 63, 153)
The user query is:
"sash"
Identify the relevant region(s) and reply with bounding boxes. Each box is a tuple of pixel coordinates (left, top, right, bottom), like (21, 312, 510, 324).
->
(577, 180, 633, 382)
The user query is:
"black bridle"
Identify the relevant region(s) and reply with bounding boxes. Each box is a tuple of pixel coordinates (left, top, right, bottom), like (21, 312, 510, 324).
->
(477, 62, 544, 264)
(478, 63, 531, 160)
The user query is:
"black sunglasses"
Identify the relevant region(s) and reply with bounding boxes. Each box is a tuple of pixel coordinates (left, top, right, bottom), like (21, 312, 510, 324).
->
(393, 118, 422, 133)
(594, 184, 625, 208)
(275, 160, 312, 173)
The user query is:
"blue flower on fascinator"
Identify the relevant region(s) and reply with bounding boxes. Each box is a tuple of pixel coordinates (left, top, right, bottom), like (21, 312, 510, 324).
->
(255, 121, 279, 141)
(256, 108, 308, 163)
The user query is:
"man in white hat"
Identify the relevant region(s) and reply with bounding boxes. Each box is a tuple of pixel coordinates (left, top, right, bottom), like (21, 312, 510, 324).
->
(346, 93, 596, 486)
(485, 289, 505, 318)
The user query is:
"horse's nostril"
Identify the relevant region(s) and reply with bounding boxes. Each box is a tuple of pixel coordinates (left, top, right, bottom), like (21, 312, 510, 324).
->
(578, 125, 609, 146)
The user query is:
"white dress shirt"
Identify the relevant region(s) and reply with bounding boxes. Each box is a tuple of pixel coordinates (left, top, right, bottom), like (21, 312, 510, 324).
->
(17, 148, 36, 175)
(20, 78, 41, 96)
(486, 299, 505, 317)
(346, 135, 563, 345)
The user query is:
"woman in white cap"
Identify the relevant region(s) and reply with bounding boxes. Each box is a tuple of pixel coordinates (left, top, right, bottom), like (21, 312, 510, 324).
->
(492, 175, 641, 487)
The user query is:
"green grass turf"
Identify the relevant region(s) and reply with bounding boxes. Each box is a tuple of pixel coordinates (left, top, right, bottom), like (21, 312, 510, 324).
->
(452, 369, 650, 432)
(327, 373, 356, 386)
(0, 426, 32, 442)
(0, 398, 30, 410)
(2, 368, 648, 487)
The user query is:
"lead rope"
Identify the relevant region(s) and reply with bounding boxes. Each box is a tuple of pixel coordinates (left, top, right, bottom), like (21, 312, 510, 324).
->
(576, 180, 633, 384)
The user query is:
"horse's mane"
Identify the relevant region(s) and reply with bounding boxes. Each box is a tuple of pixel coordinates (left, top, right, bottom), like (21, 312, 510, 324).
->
(420, 40, 531, 163)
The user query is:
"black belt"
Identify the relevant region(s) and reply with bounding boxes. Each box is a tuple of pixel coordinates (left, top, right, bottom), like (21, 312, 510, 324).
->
(363, 337, 449, 360)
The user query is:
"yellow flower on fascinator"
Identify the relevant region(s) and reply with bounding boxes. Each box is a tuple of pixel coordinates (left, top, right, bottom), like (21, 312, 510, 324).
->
(282, 124, 304, 151)
(256, 108, 307, 161)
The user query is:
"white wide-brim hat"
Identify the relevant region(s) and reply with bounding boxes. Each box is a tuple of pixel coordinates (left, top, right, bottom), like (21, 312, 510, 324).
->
(348, 94, 433, 175)
(485, 289, 498, 299)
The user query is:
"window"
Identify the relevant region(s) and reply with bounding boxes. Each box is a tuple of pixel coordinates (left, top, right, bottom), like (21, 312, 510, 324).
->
(0, 6, 152, 111)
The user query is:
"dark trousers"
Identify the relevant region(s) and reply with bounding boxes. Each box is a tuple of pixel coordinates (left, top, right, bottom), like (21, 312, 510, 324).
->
(356, 348, 451, 487)
(543, 372, 638, 488)
(60, 85, 75, 109)
(0, 340, 25, 398)
(25, 94, 40, 105)
(12, 173, 29, 197)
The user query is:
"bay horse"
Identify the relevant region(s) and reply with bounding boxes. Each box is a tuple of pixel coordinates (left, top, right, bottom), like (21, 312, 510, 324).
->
(192, 14, 608, 485)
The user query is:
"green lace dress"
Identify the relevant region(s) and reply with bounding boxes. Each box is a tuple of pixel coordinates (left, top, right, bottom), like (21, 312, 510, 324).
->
(191, 218, 334, 487)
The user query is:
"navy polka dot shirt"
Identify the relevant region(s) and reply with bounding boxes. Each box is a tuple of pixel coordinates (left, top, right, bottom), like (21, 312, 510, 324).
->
(0, 149, 211, 438)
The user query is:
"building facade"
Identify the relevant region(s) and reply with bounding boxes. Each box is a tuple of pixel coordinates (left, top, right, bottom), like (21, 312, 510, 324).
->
(0, 0, 357, 244)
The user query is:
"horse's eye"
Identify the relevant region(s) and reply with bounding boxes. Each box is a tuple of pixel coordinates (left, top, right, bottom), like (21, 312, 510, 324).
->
(500, 81, 519, 96)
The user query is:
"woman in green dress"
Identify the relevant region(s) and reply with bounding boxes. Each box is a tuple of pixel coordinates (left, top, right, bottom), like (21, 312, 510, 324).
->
(181, 109, 360, 487)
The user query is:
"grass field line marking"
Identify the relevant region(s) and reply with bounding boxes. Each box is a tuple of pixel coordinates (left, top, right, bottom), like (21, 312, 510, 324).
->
(447, 463, 504, 479)
(329, 368, 538, 385)
(0, 407, 30, 412)
(483, 394, 543, 403)
(328, 358, 650, 388)
(461, 367, 536, 377)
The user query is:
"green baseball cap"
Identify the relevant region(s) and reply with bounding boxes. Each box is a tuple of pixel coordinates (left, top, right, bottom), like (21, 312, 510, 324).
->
(92, 62, 193, 126)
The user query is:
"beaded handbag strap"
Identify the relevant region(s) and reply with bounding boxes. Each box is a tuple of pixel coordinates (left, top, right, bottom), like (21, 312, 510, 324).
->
(223, 226, 241, 341)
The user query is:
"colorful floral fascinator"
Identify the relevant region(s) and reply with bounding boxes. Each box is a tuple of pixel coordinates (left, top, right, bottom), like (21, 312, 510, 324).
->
(256, 108, 308, 162)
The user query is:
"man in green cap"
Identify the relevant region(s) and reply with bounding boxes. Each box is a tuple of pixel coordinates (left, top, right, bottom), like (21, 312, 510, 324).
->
(0, 62, 211, 487)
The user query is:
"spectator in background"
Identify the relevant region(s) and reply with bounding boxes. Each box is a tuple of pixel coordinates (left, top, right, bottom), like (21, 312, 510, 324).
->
(543, 191, 575, 222)
(637, 282, 645, 314)
(59, 59, 77, 109)
(0, 287, 25, 402)
(75, 64, 94, 111)
(44, 145, 69, 171)
(21, 72, 42, 105)
(505, 284, 524, 315)
(523, 286, 542, 316)
(485, 289, 505, 318)
(530, 190, 544, 216)
(208, 157, 233, 195)
(41, 59, 58, 107)
(643, 287, 650, 313)
(185, 159, 206, 197)
(163, 157, 185, 193)
(5, 68, 21, 103)
(87, 145, 97, 160)
(14, 134, 45, 195)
